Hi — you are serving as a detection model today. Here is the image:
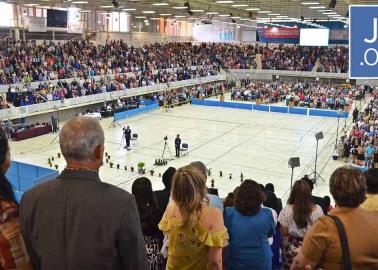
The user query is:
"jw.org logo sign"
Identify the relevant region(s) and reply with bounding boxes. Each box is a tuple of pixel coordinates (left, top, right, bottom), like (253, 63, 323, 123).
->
(350, 5, 378, 79)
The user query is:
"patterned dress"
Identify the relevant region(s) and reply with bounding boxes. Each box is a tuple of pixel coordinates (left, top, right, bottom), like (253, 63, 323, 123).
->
(158, 214, 228, 270)
(0, 200, 33, 270)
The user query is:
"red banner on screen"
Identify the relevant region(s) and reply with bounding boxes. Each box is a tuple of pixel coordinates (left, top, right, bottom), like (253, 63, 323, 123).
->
(263, 27, 300, 38)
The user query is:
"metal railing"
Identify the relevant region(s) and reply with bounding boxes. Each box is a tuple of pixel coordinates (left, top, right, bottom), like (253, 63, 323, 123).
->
(229, 69, 349, 80)
(0, 74, 226, 120)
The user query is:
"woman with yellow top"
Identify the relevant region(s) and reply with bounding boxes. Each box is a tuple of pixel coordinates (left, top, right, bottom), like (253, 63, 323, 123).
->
(158, 165, 228, 270)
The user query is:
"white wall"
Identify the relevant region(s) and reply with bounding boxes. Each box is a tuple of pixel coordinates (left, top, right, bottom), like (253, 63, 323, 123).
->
(240, 29, 256, 43)
(192, 24, 222, 42)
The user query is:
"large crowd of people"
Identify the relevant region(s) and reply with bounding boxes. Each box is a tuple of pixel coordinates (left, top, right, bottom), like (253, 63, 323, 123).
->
(0, 39, 349, 88)
(339, 91, 378, 169)
(2, 65, 218, 108)
(231, 79, 360, 110)
(261, 45, 319, 71)
(1, 117, 378, 270)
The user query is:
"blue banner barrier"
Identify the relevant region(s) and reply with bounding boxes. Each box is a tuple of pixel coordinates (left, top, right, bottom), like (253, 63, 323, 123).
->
(289, 107, 308, 115)
(237, 103, 253, 110)
(309, 109, 349, 118)
(254, 104, 270, 112)
(270, 106, 289, 113)
(114, 103, 159, 122)
(140, 99, 156, 106)
(220, 101, 238, 109)
(191, 99, 348, 119)
(6, 161, 58, 202)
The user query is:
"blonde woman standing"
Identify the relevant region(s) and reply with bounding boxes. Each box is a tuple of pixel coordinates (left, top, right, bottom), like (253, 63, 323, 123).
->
(158, 165, 228, 270)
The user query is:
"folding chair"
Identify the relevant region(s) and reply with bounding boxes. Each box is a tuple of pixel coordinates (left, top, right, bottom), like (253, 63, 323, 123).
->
(180, 143, 189, 156)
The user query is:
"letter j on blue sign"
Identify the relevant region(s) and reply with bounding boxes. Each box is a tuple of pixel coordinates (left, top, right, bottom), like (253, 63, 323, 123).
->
(350, 5, 378, 78)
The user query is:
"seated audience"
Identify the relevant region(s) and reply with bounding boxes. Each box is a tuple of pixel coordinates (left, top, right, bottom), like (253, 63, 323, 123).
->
(361, 168, 378, 212)
(158, 165, 228, 270)
(190, 161, 224, 211)
(224, 180, 275, 270)
(19, 117, 148, 270)
(278, 179, 324, 269)
(0, 128, 32, 269)
(132, 177, 165, 269)
(154, 167, 176, 220)
(291, 167, 378, 269)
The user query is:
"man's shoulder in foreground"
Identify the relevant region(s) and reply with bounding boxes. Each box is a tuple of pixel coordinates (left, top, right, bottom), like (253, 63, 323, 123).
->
(22, 173, 134, 203)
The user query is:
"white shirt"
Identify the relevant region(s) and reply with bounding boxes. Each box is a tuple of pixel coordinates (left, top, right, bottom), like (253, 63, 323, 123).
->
(278, 204, 323, 238)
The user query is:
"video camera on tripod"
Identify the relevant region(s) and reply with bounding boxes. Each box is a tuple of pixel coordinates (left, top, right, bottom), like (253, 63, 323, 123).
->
(164, 135, 168, 141)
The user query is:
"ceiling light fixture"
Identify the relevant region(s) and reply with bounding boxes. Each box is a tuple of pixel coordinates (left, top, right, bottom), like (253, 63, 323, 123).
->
(276, 15, 288, 18)
(218, 14, 231, 16)
(191, 9, 204, 12)
(174, 15, 186, 17)
(230, 16, 241, 19)
(206, 12, 219, 14)
(24, 3, 39, 6)
(72, 1, 88, 3)
(159, 13, 172, 16)
(142, 10, 156, 13)
(100, 5, 114, 8)
(123, 8, 136, 11)
(172, 6, 187, 9)
(268, 13, 281, 16)
(257, 10, 271, 13)
(232, 4, 248, 7)
(216, 0, 234, 3)
(301, 2, 320, 5)
(135, 16, 147, 18)
(246, 8, 261, 11)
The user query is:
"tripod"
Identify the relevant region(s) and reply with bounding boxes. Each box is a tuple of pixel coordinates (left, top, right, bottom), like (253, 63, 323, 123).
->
(161, 139, 174, 161)
(309, 138, 325, 183)
(119, 135, 125, 150)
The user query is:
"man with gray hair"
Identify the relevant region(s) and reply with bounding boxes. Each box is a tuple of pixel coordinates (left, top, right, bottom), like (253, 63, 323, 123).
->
(19, 117, 148, 270)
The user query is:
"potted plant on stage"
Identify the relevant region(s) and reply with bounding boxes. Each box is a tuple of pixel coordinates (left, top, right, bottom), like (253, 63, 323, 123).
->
(138, 162, 146, 174)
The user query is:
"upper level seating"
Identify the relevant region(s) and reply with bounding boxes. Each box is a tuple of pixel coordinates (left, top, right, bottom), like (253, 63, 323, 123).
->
(0, 40, 350, 88)
(261, 45, 320, 71)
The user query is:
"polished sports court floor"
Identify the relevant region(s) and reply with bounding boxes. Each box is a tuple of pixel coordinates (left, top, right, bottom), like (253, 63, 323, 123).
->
(9, 103, 349, 200)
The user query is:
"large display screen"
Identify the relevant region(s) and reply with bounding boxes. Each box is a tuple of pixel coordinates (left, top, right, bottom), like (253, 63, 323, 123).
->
(300, 28, 329, 46)
(47, 9, 68, 28)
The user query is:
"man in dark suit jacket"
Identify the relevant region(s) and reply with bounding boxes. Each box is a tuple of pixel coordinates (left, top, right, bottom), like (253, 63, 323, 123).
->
(19, 117, 148, 270)
(124, 126, 131, 150)
(174, 134, 181, 157)
(154, 167, 176, 221)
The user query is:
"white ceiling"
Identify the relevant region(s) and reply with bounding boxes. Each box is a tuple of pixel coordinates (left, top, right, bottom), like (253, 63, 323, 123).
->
(5, 0, 377, 22)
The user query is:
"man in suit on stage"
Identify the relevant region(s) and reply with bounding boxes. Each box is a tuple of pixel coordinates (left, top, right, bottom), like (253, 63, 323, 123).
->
(175, 134, 181, 158)
(124, 126, 131, 150)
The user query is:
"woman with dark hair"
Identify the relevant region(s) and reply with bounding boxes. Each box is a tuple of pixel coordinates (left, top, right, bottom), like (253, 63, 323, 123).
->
(224, 180, 275, 270)
(0, 128, 32, 269)
(132, 177, 165, 270)
(291, 167, 378, 269)
(278, 179, 323, 269)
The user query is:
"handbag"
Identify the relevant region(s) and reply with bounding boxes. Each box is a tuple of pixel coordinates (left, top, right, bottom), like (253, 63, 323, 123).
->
(330, 215, 352, 270)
